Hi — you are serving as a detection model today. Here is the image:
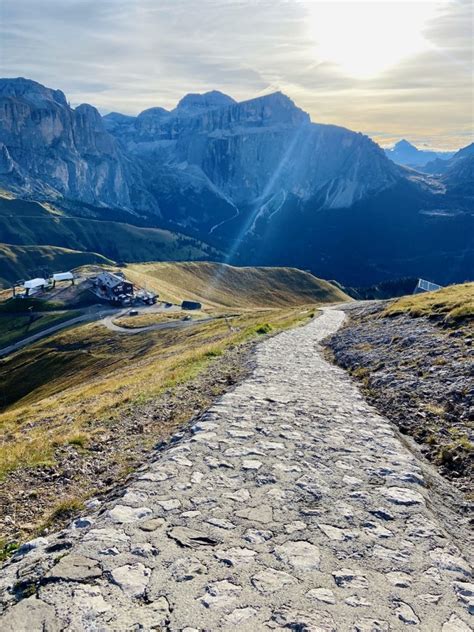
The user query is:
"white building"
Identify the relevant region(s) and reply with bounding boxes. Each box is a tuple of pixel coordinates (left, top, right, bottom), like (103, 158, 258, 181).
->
(23, 278, 48, 295)
(52, 272, 74, 282)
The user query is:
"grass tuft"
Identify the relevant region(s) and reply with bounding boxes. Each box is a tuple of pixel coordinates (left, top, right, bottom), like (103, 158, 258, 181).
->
(40, 497, 84, 533)
(383, 283, 474, 325)
(0, 540, 19, 561)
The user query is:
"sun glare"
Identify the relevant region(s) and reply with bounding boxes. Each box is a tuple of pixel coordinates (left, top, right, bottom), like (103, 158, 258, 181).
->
(308, 1, 441, 79)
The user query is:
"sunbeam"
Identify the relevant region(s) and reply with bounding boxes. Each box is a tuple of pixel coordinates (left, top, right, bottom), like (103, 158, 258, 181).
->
(204, 121, 312, 296)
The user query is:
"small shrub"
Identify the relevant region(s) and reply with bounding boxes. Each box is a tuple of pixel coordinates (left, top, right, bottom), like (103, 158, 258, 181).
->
(40, 498, 84, 532)
(0, 540, 19, 561)
(351, 367, 370, 379)
(424, 402, 445, 416)
(255, 323, 272, 335)
(457, 435, 473, 452)
(67, 433, 90, 449)
(204, 350, 223, 358)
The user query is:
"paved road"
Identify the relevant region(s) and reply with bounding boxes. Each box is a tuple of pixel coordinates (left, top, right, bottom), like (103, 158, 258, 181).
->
(0, 309, 472, 631)
(0, 304, 204, 357)
(0, 311, 105, 358)
(101, 311, 214, 335)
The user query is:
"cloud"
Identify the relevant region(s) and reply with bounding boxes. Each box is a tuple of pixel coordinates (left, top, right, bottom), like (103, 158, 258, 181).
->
(0, 0, 471, 148)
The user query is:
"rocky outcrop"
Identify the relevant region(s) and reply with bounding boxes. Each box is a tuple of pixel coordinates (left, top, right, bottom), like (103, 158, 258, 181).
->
(325, 302, 474, 497)
(441, 143, 474, 196)
(105, 90, 400, 212)
(0, 78, 154, 212)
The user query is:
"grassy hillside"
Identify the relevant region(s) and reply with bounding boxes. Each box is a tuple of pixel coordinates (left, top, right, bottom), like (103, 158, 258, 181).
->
(0, 307, 314, 483)
(0, 311, 79, 347)
(0, 244, 113, 287)
(0, 194, 220, 286)
(384, 282, 474, 323)
(125, 261, 349, 309)
(0, 258, 348, 541)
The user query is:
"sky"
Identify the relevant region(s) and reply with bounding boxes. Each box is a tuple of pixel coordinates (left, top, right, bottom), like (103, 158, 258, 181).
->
(0, 0, 472, 149)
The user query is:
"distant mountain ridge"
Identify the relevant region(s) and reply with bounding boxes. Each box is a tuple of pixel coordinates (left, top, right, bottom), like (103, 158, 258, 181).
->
(384, 139, 455, 169)
(0, 77, 472, 286)
(104, 89, 400, 214)
(440, 143, 474, 195)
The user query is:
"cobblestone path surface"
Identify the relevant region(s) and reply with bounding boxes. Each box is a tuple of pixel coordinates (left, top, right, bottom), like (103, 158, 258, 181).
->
(1, 309, 472, 631)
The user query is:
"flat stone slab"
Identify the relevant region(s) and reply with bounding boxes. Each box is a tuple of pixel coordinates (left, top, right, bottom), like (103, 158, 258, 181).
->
(46, 554, 102, 582)
(0, 309, 471, 631)
(273, 540, 321, 571)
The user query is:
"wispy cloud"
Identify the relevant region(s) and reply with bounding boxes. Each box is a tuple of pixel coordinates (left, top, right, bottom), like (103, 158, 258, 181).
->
(0, 0, 471, 148)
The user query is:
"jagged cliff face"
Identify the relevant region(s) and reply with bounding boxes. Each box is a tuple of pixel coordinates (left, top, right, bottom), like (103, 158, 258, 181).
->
(0, 78, 136, 209)
(441, 143, 474, 196)
(0, 79, 401, 224)
(105, 90, 400, 212)
(0, 79, 472, 285)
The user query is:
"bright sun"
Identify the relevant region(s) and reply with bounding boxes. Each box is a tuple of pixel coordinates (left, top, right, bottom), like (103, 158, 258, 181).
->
(308, 1, 440, 79)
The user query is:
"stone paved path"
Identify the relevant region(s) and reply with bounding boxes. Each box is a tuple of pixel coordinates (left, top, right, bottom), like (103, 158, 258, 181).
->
(1, 309, 472, 631)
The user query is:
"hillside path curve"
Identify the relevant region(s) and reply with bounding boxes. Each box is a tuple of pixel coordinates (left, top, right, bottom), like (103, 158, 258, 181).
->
(0, 309, 472, 631)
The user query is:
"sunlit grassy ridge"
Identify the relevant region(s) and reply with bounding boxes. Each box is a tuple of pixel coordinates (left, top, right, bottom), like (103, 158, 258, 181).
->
(0, 243, 113, 287)
(0, 194, 220, 286)
(125, 261, 348, 308)
(383, 283, 474, 324)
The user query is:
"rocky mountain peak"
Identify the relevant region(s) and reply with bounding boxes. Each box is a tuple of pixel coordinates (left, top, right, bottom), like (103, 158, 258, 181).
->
(138, 106, 169, 119)
(394, 139, 416, 150)
(176, 90, 236, 113)
(75, 103, 103, 125)
(0, 77, 67, 107)
(224, 91, 310, 129)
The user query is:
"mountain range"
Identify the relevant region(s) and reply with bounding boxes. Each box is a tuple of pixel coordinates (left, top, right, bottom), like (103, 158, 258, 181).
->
(384, 139, 455, 169)
(0, 77, 472, 286)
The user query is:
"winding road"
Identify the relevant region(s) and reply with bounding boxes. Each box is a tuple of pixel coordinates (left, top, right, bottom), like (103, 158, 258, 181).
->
(0, 309, 472, 630)
(0, 305, 211, 357)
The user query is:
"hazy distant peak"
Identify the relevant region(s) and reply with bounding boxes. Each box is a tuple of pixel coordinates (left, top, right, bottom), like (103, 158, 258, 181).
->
(103, 112, 136, 123)
(385, 138, 456, 169)
(394, 139, 417, 151)
(176, 90, 236, 112)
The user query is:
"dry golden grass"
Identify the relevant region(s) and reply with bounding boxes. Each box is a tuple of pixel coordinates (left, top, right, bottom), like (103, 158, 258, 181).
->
(0, 306, 316, 478)
(114, 312, 191, 328)
(383, 283, 474, 324)
(124, 261, 349, 309)
(0, 261, 348, 480)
